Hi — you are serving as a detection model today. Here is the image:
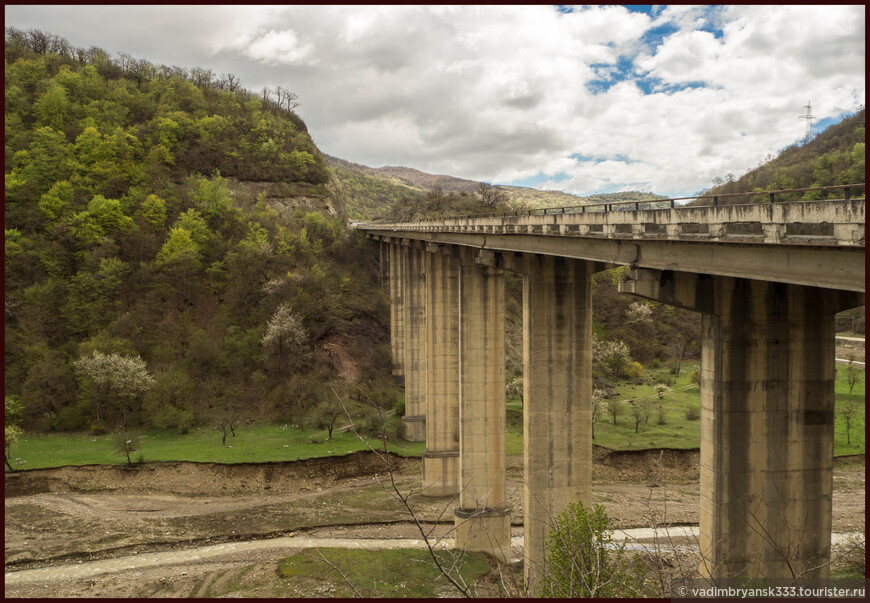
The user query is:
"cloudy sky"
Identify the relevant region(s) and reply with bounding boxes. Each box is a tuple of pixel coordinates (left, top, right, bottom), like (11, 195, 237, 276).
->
(5, 4, 865, 197)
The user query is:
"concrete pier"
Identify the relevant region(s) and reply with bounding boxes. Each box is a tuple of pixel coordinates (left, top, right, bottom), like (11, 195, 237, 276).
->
(454, 248, 510, 562)
(422, 246, 460, 497)
(522, 255, 594, 594)
(401, 244, 427, 441)
(622, 269, 863, 581)
(388, 242, 404, 376)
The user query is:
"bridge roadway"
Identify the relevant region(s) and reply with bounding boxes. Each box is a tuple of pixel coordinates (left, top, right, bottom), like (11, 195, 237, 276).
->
(359, 187, 865, 593)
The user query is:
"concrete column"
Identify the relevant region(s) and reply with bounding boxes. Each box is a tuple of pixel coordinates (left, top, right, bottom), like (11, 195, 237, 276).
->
(422, 246, 460, 497)
(402, 244, 427, 441)
(619, 269, 863, 581)
(698, 279, 842, 581)
(388, 242, 405, 376)
(454, 248, 510, 562)
(522, 255, 594, 595)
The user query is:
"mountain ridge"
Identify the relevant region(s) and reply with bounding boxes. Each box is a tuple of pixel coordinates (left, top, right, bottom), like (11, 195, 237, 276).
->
(324, 154, 667, 218)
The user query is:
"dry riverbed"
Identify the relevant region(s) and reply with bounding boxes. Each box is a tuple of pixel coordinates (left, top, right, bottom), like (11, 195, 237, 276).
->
(4, 448, 865, 598)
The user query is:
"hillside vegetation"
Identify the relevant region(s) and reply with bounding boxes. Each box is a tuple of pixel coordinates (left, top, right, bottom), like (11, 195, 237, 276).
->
(5, 28, 860, 446)
(327, 154, 668, 219)
(4, 28, 394, 435)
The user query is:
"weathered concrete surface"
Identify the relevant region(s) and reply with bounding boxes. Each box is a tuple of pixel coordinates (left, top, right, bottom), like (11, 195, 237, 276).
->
(401, 244, 427, 442)
(522, 255, 594, 595)
(364, 199, 865, 293)
(454, 248, 510, 562)
(370, 198, 865, 246)
(422, 247, 460, 497)
(622, 268, 864, 581)
(388, 242, 404, 376)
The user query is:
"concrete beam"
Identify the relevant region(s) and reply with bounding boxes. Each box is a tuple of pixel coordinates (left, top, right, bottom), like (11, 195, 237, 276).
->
(363, 230, 864, 293)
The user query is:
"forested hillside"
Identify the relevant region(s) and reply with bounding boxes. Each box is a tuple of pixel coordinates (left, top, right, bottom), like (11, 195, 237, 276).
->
(4, 28, 394, 433)
(702, 108, 865, 201)
(17, 28, 842, 438)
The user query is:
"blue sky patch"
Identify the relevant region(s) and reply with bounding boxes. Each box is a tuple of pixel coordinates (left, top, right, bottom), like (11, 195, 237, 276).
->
(587, 56, 637, 94)
(637, 77, 710, 94)
(813, 110, 854, 135)
(639, 22, 680, 50)
(624, 5, 654, 15)
(570, 153, 638, 164)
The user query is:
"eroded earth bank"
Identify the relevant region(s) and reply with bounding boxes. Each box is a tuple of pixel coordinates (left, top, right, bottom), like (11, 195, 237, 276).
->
(5, 448, 865, 598)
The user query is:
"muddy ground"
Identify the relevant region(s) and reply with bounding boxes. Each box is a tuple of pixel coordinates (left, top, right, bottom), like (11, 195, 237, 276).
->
(4, 448, 865, 598)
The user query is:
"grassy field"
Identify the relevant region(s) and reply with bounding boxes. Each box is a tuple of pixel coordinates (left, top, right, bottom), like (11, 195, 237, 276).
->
(7, 420, 426, 471)
(278, 548, 491, 598)
(6, 362, 863, 471)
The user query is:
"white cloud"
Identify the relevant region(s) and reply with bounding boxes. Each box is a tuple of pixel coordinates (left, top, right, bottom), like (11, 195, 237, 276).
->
(241, 29, 315, 66)
(4, 4, 865, 197)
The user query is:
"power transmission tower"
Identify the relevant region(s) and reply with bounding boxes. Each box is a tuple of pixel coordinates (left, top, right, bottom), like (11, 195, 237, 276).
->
(798, 100, 815, 143)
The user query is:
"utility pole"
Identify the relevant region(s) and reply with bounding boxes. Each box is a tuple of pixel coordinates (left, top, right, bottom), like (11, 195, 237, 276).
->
(799, 100, 815, 143)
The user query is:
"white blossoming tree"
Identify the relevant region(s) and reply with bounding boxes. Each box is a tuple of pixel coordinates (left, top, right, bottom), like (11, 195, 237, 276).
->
(74, 351, 154, 432)
(261, 303, 308, 374)
(592, 335, 632, 385)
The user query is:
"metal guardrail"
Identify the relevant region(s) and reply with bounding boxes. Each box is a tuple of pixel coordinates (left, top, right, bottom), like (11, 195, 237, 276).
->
(365, 184, 865, 224)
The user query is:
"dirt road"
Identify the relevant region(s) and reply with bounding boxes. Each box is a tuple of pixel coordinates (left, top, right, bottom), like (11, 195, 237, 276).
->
(4, 449, 865, 598)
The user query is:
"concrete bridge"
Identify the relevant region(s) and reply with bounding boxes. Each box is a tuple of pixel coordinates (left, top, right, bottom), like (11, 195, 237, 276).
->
(358, 185, 865, 592)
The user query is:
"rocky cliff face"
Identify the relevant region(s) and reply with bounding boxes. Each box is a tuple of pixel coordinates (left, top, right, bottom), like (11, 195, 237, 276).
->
(226, 176, 349, 221)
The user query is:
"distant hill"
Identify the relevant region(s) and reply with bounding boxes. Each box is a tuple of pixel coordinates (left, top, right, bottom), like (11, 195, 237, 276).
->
(699, 109, 865, 203)
(326, 155, 668, 219)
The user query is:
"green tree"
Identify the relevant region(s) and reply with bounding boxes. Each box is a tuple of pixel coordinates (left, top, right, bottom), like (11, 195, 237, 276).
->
(839, 401, 857, 446)
(310, 396, 344, 440)
(23, 126, 72, 193)
(542, 501, 648, 598)
(62, 257, 128, 335)
(845, 361, 862, 394)
(38, 180, 76, 223)
(154, 227, 201, 301)
(34, 83, 70, 131)
(113, 431, 138, 465)
(606, 398, 621, 425)
(137, 193, 167, 231)
(5, 396, 26, 471)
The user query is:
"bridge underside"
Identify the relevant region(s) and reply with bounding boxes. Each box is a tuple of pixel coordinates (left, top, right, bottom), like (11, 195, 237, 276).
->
(374, 235, 863, 593)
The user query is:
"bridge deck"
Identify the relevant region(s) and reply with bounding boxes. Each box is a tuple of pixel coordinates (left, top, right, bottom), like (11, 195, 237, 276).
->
(361, 198, 865, 293)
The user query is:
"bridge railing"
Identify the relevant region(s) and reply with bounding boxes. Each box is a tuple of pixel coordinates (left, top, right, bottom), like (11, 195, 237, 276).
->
(359, 184, 865, 247)
(376, 183, 865, 223)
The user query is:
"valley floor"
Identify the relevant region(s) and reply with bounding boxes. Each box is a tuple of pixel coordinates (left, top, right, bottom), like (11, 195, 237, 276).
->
(4, 452, 865, 598)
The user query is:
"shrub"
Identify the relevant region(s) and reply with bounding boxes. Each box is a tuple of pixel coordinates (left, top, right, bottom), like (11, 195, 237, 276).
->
(688, 369, 701, 385)
(624, 361, 644, 381)
(394, 396, 406, 417)
(655, 373, 673, 386)
(684, 407, 700, 421)
(89, 420, 108, 435)
(542, 501, 648, 598)
(356, 407, 386, 439)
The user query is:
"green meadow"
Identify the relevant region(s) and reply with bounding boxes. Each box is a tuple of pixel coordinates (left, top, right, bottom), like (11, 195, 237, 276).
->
(6, 362, 863, 470)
